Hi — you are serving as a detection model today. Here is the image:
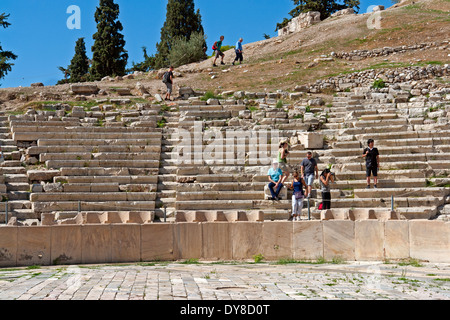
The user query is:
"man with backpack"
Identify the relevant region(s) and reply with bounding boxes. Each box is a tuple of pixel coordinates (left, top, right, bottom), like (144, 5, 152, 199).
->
(162, 66, 174, 101)
(212, 36, 225, 67)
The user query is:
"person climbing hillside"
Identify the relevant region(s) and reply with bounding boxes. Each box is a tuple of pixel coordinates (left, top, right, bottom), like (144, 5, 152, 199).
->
(232, 38, 244, 65)
(212, 36, 225, 67)
(162, 66, 174, 101)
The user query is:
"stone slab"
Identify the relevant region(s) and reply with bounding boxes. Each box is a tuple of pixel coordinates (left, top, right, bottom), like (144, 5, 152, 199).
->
(384, 220, 410, 260)
(231, 222, 263, 260)
(81, 225, 111, 264)
(0, 227, 17, 267)
(262, 222, 293, 260)
(293, 221, 323, 260)
(17, 226, 51, 266)
(409, 220, 450, 263)
(141, 224, 174, 261)
(355, 221, 384, 261)
(202, 222, 232, 260)
(51, 225, 82, 265)
(173, 223, 202, 260)
(323, 221, 355, 261)
(111, 224, 141, 263)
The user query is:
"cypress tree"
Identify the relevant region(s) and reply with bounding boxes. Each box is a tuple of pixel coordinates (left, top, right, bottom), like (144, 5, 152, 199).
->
(59, 38, 90, 84)
(0, 13, 17, 83)
(154, 0, 205, 69)
(90, 0, 128, 80)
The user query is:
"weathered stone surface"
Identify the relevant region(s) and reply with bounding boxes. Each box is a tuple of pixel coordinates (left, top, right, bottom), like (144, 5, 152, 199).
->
(27, 170, 60, 182)
(111, 224, 141, 263)
(323, 221, 355, 261)
(17, 226, 51, 266)
(355, 221, 384, 260)
(409, 220, 450, 263)
(81, 225, 111, 264)
(278, 11, 321, 36)
(202, 222, 232, 260)
(231, 222, 263, 260)
(70, 84, 99, 95)
(385, 220, 409, 260)
(293, 221, 323, 260)
(0, 227, 17, 267)
(262, 222, 293, 260)
(141, 223, 174, 261)
(51, 225, 82, 265)
(173, 223, 202, 260)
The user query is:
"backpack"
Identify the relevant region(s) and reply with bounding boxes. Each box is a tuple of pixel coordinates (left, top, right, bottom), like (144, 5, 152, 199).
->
(162, 72, 170, 84)
(212, 42, 218, 51)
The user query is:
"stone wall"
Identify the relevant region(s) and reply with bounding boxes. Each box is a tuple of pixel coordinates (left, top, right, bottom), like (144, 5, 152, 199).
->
(0, 220, 448, 267)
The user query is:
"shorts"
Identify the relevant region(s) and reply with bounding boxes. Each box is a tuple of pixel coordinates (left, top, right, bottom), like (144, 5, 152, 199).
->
(278, 162, 290, 174)
(166, 83, 173, 94)
(366, 166, 378, 177)
(305, 173, 315, 186)
(215, 50, 224, 58)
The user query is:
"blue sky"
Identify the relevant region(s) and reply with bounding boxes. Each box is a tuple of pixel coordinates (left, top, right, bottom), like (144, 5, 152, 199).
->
(0, 0, 393, 88)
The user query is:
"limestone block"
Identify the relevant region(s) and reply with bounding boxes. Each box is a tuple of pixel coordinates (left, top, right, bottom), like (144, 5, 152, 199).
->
(111, 224, 141, 263)
(202, 222, 232, 260)
(321, 209, 349, 220)
(385, 220, 409, 260)
(173, 223, 202, 260)
(81, 225, 112, 264)
(70, 84, 99, 95)
(0, 227, 17, 267)
(355, 221, 384, 260)
(409, 220, 450, 263)
(299, 132, 324, 149)
(262, 222, 293, 260)
(141, 223, 174, 261)
(323, 221, 355, 261)
(41, 213, 56, 226)
(17, 226, 51, 266)
(128, 212, 152, 224)
(106, 212, 129, 224)
(51, 225, 82, 265)
(27, 170, 60, 182)
(293, 221, 323, 260)
(231, 222, 263, 260)
(264, 184, 288, 200)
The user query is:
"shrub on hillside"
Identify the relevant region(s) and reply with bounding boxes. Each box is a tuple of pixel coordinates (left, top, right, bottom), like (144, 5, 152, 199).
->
(167, 32, 207, 68)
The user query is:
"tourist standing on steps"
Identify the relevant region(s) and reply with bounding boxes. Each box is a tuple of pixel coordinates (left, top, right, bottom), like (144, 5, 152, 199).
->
(232, 38, 244, 65)
(300, 151, 319, 199)
(267, 159, 286, 201)
(319, 168, 335, 210)
(278, 141, 290, 184)
(288, 170, 307, 221)
(163, 66, 174, 101)
(212, 36, 225, 67)
(363, 139, 380, 189)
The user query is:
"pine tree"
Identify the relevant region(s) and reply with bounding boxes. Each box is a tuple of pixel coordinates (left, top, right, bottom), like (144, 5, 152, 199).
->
(276, 0, 360, 31)
(154, 0, 205, 69)
(90, 0, 128, 80)
(58, 38, 90, 84)
(0, 13, 17, 83)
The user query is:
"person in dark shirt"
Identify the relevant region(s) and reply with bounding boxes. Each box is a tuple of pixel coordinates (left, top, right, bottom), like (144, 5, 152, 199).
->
(163, 66, 174, 101)
(362, 139, 380, 189)
(300, 151, 318, 198)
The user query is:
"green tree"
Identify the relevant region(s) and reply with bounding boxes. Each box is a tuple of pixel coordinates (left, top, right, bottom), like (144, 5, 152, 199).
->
(276, 0, 360, 31)
(0, 13, 17, 83)
(154, 0, 205, 69)
(58, 38, 90, 84)
(90, 0, 128, 80)
(129, 47, 155, 73)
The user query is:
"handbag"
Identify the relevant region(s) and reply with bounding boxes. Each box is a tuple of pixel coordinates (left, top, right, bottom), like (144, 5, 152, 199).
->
(318, 203, 323, 210)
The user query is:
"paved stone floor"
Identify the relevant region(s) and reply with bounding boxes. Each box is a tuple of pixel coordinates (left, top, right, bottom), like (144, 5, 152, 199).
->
(0, 260, 449, 301)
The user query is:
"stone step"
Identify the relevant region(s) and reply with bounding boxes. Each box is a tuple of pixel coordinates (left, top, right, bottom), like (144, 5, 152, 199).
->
(175, 199, 292, 211)
(5, 191, 30, 201)
(39, 152, 160, 162)
(30, 192, 157, 202)
(353, 187, 448, 198)
(376, 137, 450, 147)
(319, 153, 450, 164)
(11, 125, 161, 133)
(0, 209, 37, 221)
(45, 159, 160, 169)
(323, 146, 450, 157)
(6, 183, 30, 192)
(0, 200, 32, 211)
(28, 145, 161, 156)
(329, 197, 444, 209)
(32, 201, 156, 213)
(177, 191, 265, 201)
(56, 175, 158, 184)
(59, 167, 158, 177)
(38, 139, 162, 147)
(14, 132, 162, 142)
(329, 170, 427, 180)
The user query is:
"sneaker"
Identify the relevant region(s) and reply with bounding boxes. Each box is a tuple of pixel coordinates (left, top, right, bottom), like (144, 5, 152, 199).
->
(366, 185, 371, 189)
(268, 197, 274, 201)
(374, 185, 378, 189)
(221, 62, 225, 65)
(213, 64, 217, 67)
(232, 62, 235, 66)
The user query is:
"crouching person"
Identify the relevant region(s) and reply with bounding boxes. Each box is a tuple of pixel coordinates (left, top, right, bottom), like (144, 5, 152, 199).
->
(267, 159, 286, 201)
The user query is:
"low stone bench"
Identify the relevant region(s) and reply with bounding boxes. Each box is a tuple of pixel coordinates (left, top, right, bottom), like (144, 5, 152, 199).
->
(40, 152, 160, 162)
(28, 145, 161, 156)
(33, 201, 156, 213)
(55, 175, 158, 185)
(175, 210, 264, 222)
(41, 211, 154, 225)
(45, 159, 160, 169)
(13, 131, 162, 142)
(38, 138, 162, 147)
(320, 208, 401, 221)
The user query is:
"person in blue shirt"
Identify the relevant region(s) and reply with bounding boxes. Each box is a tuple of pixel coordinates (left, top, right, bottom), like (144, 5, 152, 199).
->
(232, 38, 244, 65)
(267, 159, 286, 201)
